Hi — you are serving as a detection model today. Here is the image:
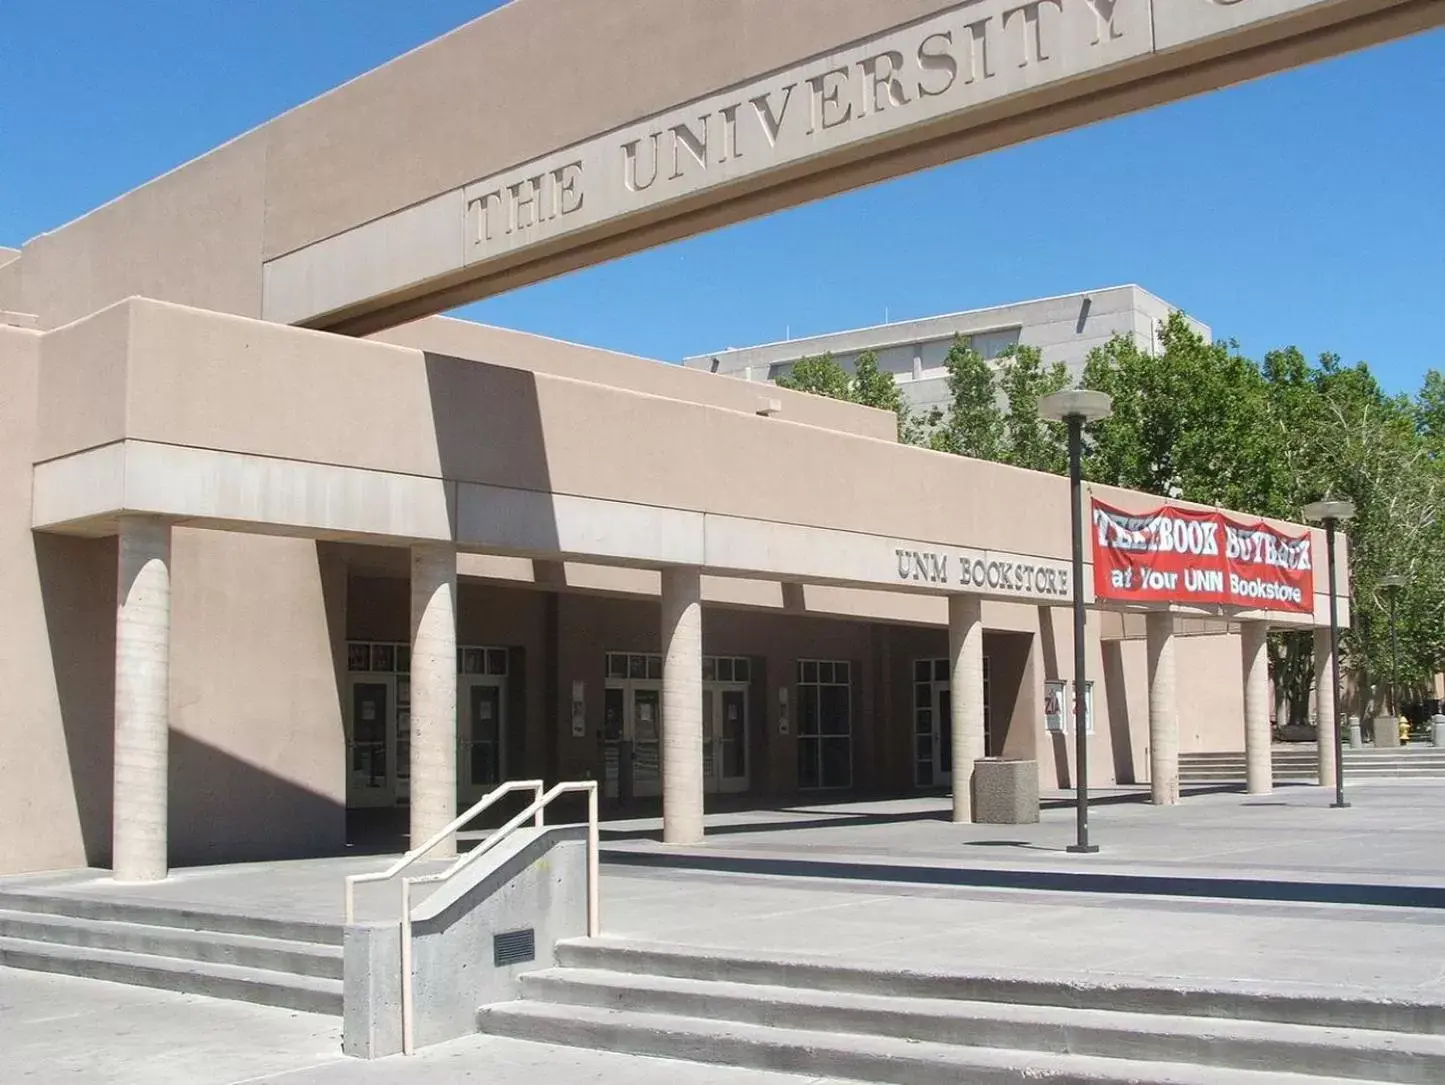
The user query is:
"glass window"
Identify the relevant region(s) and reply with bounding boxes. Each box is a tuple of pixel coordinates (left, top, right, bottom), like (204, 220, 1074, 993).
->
(717, 658, 734, 682)
(734, 658, 750, 683)
(933, 659, 948, 682)
(820, 685, 849, 734)
(396, 645, 410, 674)
(820, 738, 851, 789)
(798, 738, 821, 789)
(629, 655, 646, 679)
(348, 643, 370, 672)
(796, 660, 851, 789)
(796, 685, 819, 736)
(371, 644, 395, 673)
(702, 657, 716, 682)
(486, 648, 508, 676)
(646, 655, 662, 680)
(914, 660, 931, 682)
(462, 648, 485, 675)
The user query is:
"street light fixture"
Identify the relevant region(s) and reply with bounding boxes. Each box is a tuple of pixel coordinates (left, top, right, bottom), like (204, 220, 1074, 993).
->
(1380, 574, 1406, 720)
(1302, 498, 1356, 809)
(1040, 388, 1113, 854)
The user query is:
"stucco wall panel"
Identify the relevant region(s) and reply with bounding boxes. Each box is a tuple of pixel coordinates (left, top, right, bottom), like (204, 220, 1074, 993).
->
(0, 326, 115, 874)
(375, 317, 897, 442)
(167, 529, 346, 865)
(33, 301, 132, 464)
(124, 301, 447, 477)
(22, 132, 267, 330)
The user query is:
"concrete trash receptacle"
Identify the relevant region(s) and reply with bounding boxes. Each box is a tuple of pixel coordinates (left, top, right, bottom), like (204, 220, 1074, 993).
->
(1432, 715, 1445, 748)
(1373, 716, 1401, 747)
(1347, 716, 1363, 750)
(972, 758, 1040, 825)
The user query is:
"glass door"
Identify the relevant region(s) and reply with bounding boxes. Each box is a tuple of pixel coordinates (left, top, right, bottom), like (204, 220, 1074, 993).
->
(704, 686, 749, 793)
(348, 677, 394, 807)
(458, 677, 504, 806)
(631, 686, 662, 798)
(934, 685, 953, 788)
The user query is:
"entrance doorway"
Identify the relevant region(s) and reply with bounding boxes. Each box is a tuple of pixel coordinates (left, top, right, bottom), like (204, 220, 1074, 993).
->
(458, 674, 506, 807)
(914, 658, 992, 789)
(602, 652, 752, 801)
(344, 640, 509, 808)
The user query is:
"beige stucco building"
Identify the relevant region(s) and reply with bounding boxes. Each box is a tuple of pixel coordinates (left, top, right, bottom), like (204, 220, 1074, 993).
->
(0, 0, 1393, 884)
(683, 286, 1212, 417)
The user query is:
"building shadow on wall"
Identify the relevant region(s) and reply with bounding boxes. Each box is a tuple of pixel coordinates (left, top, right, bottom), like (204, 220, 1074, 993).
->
(1101, 639, 1136, 784)
(167, 731, 347, 868)
(35, 533, 117, 868)
(422, 351, 557, 555)
(423, 350, 566, 780)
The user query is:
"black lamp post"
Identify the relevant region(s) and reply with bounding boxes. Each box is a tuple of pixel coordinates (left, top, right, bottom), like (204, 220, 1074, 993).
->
(1040, 388, 1113, 854)
(1303, 498, 1356, 810)
(1380, 574, 1405, 720)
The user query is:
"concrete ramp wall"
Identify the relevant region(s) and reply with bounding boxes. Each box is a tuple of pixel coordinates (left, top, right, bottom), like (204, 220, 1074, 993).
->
(343, 823, 588, 1058)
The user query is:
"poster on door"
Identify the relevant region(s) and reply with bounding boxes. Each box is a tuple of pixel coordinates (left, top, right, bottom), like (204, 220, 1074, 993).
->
(1092, 500, 1314, 613)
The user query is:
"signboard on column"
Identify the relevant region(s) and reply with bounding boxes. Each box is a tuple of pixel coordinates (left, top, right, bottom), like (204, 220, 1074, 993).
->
(1092, 501, 1314, 613)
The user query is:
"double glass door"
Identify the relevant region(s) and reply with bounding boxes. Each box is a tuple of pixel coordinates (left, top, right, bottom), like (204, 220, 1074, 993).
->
(458, 676, 506, 807)
(602, 682, 749, 800)
(344, 641, 508, 809)
(703, 686, 749, 793)
(347, 674, 410, 808)
(914, 658, 992, 789)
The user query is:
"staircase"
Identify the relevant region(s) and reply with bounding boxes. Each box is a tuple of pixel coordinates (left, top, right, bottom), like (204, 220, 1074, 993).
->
(1180, 745, 1445, 783)
(0, 888, 342, 1014)
(478, 937, 1445, 1084)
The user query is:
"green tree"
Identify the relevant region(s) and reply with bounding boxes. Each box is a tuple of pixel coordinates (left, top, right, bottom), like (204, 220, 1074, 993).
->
(997, 344, 1069, 473)
(774, 352, 852, 400)
(774, 350, 924, 444)
(929, 336, 1003, 459)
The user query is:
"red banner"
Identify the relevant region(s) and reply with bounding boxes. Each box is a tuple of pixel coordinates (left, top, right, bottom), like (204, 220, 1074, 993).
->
(1092, 500, 1315, 614)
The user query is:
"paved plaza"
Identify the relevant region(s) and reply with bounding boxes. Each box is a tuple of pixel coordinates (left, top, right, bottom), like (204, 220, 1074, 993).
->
(3, 781, 1443, 1082)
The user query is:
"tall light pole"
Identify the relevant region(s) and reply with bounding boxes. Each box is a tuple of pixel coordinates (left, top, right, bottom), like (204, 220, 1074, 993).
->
(1303, 498, 1356, 810)
(1380, 574, 1405, 719)
(1040, 388, 1113, 855)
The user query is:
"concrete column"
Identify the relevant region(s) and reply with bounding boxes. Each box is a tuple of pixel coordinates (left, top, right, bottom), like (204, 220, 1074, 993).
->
(410, 544, 457, 856)
(113, 516, 172, 882)
(1241, 621, 1272, 795)
(1147, 611, 1179, 806)
(1314, 626, 1337, 789)
(661, 567, 704, 845)
(949, 595, 986, 823)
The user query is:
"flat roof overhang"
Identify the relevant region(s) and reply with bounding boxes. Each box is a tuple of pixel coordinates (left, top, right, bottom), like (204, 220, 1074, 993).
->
(27, 298, 1343, 629)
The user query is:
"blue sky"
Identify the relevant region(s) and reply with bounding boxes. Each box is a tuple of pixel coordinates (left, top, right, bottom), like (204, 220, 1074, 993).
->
(2, 2, 1441, 393)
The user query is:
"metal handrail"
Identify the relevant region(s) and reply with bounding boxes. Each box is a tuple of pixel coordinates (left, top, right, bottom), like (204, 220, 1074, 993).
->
(343, 779, 544, 924)
(399, 779, 599, 1055)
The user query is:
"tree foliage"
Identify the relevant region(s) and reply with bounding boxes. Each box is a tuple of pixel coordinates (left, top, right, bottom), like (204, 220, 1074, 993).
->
(774, 350, 925, 444)
(769, 317, 1445, 717)
(1080, 316, 1445, 720)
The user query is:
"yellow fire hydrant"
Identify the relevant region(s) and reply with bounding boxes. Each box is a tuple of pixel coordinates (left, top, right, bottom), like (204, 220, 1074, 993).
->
(1400, 717, 1411, 746)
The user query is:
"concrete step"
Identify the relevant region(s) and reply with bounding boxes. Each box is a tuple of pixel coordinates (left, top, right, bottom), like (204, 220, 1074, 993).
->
(0, 889, 340, 945)
(513, 967, 1445, 1083)
(477, 999, 1377, 1085)
(0, 908, 342, 979)
(0, 934, 341, 1014)
(554, 939, 1445, 1035)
